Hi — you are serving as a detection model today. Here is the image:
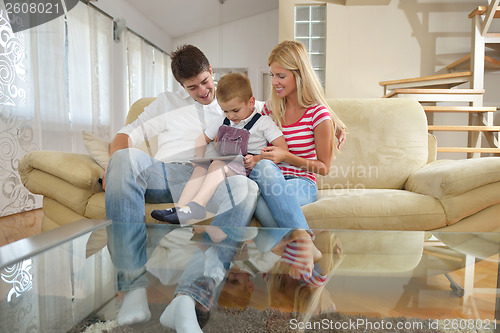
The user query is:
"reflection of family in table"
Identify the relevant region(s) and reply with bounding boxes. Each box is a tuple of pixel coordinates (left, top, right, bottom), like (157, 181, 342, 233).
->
(103, 40, 347, 331)
(145, 226, 343, 332)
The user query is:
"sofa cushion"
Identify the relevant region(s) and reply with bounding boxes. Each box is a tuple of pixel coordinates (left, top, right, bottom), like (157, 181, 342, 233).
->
(432, 231, 500, 260)
(437, 203, 500, 232)
(42, 197, 86, 231)
(335, 230, 424, 273)
(441, 181, 500, 224)
(317, 99, 428, 190)
(19, 151, 104, 189)
(83, 131, 110, 169)
(303, 189, 446, 230)
(85, 192, 176, 223)
(22, 169, 99, 216)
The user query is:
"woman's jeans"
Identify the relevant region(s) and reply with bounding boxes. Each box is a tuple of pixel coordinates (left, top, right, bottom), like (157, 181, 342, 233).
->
(105, 148, 259, 292)
(249, 159, 318, 252)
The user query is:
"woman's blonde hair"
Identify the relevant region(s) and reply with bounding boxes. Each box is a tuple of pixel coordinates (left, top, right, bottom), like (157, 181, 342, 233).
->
(267, 40, 346, 136)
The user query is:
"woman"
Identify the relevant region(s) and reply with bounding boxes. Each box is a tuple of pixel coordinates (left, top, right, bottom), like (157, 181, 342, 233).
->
(246, 40, 347, 280)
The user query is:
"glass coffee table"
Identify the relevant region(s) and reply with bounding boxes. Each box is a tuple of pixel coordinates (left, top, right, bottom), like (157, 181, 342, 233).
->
(1, 220, 499, 332)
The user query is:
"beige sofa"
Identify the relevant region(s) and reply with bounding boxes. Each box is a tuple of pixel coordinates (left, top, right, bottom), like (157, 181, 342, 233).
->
(18, 98, 500, 234)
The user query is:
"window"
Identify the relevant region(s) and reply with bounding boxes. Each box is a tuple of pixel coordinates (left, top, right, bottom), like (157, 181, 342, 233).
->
(295, 5, 326, 88)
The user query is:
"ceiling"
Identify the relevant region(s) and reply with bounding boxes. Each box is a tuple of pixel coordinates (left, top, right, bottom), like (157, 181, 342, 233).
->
(125, 0, 279, 39)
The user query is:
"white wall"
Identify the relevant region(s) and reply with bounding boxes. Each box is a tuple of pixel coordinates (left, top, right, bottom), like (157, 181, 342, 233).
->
(281, 0, 499, 100)
(173, 10, 280, 101)
(92, 0, 172, 52)
(280, 0, 500, 159)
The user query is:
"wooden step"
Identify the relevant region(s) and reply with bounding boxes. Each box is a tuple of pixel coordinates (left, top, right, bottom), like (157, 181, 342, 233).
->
(383, 89, 485, 103)
(438, 147, 500, 154)
(384, 88, 484, 97)
(428, 125, 500, 132)
(486, 33, 500, 51)
(446, 54, 500, 71)
(379, 72, 471, 91)
(423, 106, 497, 113)
(468, 6, 500, 18)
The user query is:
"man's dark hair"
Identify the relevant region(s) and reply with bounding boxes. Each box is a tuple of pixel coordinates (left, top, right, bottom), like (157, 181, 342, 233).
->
(170, 44, 211, 85)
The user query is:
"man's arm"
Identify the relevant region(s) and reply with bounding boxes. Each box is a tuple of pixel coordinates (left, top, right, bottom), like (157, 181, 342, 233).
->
(109, 133, 133, 156)
(102, 133, 133, 190)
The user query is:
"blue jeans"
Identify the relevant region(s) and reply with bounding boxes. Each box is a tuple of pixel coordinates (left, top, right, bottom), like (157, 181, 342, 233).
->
(248, 159, 318, 252)
(105, 148, 259, 291)
(174, 244, 235, 311)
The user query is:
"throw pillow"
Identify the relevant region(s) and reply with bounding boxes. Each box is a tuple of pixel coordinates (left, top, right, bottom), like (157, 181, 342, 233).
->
(82, 131, 110, 169)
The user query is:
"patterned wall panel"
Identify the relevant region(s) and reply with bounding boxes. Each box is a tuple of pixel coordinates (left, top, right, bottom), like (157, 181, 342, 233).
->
(0, 10, 42, 217)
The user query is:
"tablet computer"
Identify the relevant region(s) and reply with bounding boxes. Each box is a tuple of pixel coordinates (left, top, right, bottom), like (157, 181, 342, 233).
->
(191, 155, 243, 165)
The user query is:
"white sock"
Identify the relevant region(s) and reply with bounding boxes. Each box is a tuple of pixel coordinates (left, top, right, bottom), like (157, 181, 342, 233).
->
(174, 295, 204, 333)
(117, 288, 151, 326)
(159, 296, 178, 329)
(160, 295, 203, 332)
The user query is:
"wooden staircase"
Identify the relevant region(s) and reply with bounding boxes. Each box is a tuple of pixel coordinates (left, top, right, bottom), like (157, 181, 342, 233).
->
(379, 72, 472, 95)
(380, 3, 500, 158)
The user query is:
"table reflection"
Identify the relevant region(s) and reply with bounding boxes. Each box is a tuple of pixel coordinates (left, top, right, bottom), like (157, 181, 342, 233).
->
(144, 226, 343, 330)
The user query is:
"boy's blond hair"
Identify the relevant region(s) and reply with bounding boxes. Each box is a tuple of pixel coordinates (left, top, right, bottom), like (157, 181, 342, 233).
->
(216, 73, 253, 103)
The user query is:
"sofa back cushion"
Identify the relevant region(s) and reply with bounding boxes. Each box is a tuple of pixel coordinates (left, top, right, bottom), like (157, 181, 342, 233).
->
(316, 98, 428, 190)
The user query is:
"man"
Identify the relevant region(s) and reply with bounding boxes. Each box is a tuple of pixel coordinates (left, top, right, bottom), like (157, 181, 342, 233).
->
(104, 44, 259, 326)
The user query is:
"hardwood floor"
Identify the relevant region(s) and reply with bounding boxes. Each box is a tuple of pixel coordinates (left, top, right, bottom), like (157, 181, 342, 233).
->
(0, 209, 43, 246)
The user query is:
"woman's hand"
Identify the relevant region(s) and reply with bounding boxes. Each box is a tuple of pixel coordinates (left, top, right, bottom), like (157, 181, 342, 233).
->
(335, 126, 347, 150)
(244, 154, 261, 171)
(261, 146, 289, 164)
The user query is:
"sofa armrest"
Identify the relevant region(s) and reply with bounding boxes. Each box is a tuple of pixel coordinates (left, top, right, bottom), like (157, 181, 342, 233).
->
(405, 157, 500, 199)
(405, 157, 500, 224)
(19, 151, 104, 216)
(19, 151, 104, 190)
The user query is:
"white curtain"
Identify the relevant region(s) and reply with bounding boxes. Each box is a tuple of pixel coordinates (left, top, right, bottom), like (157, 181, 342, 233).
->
(0, 2, 113, 216)
(66, 3, 113, 150)
(126, 30, 170, 109)
(126, 32, 143, 108)
(26, 13, 70, 152)
(26, 1, 112, 153)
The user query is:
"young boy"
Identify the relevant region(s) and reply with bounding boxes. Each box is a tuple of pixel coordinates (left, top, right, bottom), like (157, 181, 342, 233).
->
(152, 73, 287, 226)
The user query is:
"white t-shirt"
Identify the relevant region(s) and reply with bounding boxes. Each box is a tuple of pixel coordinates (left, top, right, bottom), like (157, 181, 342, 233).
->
(118, 90, 224, 163)
(204, 108, 283, 155)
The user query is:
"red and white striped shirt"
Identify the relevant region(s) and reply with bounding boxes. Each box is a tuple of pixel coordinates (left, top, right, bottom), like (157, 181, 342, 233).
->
(262, 103, 332, 182)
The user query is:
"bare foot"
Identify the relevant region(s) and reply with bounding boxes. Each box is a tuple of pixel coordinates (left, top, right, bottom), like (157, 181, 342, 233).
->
(205, 225, 228, 243)
(192, 225, 227, 243)
(280, 231, 322, 280)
